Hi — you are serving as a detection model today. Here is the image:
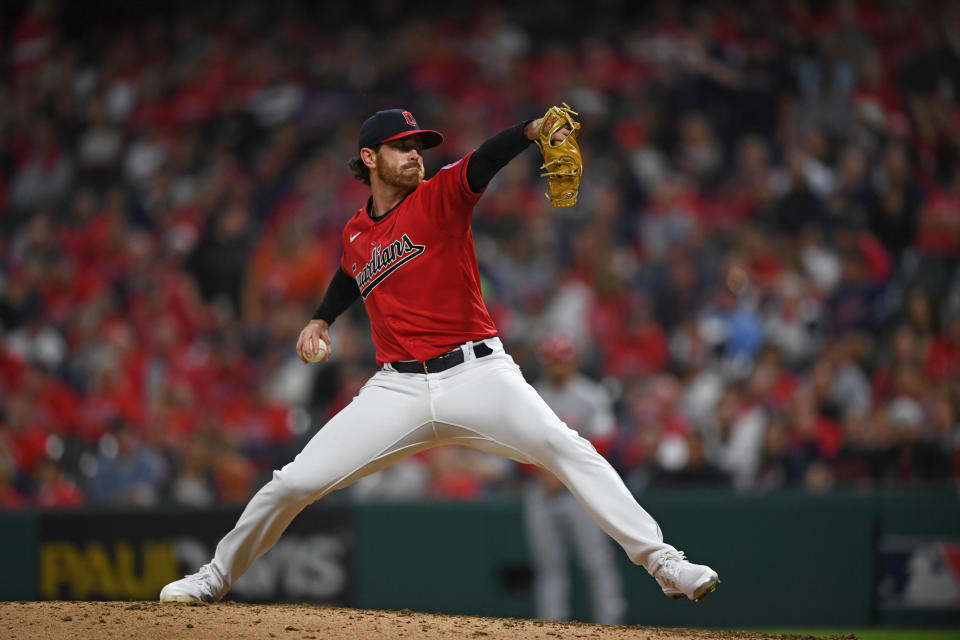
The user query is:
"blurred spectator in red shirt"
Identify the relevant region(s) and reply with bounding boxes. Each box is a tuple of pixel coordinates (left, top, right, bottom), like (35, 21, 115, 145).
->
(211, 435, 258, 506)
(926, 312, 960, 385)
(33, 457, 84, 509)
(916, 164, 960, 257)
(10, 0, 59, 83)
(243, 215, 330, 323)
(423, 447, 505, 501)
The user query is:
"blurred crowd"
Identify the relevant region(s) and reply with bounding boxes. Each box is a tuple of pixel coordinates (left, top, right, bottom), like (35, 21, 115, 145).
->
(1, 0, 959, 510)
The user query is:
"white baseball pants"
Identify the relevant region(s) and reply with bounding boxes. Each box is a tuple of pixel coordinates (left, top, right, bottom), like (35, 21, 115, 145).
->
(206, 338, 676, 597)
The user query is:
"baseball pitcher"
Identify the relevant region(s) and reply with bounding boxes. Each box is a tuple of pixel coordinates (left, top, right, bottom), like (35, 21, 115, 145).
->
(160, 107, 719, 608)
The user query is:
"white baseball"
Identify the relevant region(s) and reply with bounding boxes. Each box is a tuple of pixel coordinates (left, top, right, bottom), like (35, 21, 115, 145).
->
(306, 339, 328, 363)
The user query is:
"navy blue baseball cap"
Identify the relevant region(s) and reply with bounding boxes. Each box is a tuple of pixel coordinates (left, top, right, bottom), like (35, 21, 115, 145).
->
(357, 109, 444, 153)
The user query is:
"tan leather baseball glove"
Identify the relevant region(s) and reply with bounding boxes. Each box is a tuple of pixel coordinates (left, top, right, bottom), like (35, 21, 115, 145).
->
(535, 103, 582, 208)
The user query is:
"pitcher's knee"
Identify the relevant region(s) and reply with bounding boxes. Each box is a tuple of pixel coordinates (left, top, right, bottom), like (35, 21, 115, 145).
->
(542, 424, 591, 458)
(270, 467, 327, 503)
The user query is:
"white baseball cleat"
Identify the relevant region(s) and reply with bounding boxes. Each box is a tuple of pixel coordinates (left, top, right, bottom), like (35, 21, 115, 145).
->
(159, 563, 222, 603)
(650, 550, 719, 602)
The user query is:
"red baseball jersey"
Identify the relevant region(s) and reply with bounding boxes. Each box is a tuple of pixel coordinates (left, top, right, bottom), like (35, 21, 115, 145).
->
(340, 152, 498, 364)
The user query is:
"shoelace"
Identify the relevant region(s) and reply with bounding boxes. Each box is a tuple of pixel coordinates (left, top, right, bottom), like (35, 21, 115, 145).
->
(180, 563, 217, 597)
(656, 551, 688, 586)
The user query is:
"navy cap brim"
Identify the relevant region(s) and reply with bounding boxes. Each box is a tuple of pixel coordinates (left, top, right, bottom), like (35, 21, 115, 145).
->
(377, 129, 444, 150)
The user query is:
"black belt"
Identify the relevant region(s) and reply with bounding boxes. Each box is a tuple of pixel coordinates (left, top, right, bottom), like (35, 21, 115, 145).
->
(390, 342, 493, 374)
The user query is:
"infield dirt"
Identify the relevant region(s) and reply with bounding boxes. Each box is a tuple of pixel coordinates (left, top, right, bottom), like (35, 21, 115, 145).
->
(0, 601, 850, 640)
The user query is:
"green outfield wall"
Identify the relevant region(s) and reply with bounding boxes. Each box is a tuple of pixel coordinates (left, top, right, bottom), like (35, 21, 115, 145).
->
(1, 490, 957, 627)
(0, 512, 35, 600)
(350, 489, 960, 627)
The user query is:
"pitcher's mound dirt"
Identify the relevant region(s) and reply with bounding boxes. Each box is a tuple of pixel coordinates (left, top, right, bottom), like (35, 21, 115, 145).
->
(0, 601, 849, 640)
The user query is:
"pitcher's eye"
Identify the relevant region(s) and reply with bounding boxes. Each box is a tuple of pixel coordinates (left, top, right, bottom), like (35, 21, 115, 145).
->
(392, 139, 422, 152)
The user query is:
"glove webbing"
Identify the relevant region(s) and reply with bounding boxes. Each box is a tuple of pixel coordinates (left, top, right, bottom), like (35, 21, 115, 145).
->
(539, 103, 580, 178)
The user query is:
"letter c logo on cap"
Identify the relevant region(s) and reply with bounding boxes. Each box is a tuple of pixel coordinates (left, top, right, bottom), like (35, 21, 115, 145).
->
(402, 111, 417, 126)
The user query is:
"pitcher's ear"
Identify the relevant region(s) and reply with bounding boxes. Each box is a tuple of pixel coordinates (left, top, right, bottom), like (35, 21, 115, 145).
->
(360, 146, 378, 169)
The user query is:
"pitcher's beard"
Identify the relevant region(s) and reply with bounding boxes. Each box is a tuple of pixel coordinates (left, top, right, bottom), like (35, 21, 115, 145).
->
(377, 162, 423, 190)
